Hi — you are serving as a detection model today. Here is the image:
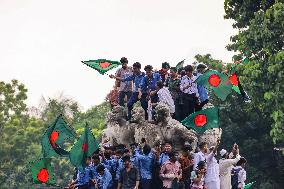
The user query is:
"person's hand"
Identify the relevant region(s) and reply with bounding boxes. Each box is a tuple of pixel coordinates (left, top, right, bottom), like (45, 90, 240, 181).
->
(216, 138, 221, 145)
(138, 91, 142, 99)
(150, 91, 156, 96)
(109, 74, 115, 79)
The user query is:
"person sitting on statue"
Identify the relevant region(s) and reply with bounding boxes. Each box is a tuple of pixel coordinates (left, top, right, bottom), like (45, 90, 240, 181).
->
(114, 57, 133, 107)
(138, 65, 162, 120)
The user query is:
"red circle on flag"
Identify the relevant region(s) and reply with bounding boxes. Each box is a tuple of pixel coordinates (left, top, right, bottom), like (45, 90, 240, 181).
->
(194, 114, 207, 127)
(229, 73, 239, 86)
(208, 74, 221, 87)
(49, 131, 59, 148)
(37, 168, 49, 183)
(100, 62, 111, 69)
(82, 143, 88, 152)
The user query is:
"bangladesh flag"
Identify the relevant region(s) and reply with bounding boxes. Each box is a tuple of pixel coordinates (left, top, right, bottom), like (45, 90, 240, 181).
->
(31, 158, 56, 185)
(42, 115, 77, 157)
(195, 70, 232, 101)
(181, 107, 219, 133)
(244, 182, 255, 189)
(69, 124, 99, 168)
(175, 59, 185, 71)
(81, 59, 122, 75)
(229, 73, 241, 94)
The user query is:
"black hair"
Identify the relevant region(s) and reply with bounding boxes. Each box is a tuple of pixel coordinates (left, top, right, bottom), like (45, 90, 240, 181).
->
(92, 154, 100, 161)
(96, 164, 105, 172)
(143, 144, 152, 155)
(157, 81, 164, 89)
(164, 140, 173, 146)
(197, 63, 207, 70)
(120, 57, 128, 64)
(184, 65, 194, 72)
(115, 149, 123, 155)
(124, 149, 130, 154)
(133, 62, 141, 69)
(104, 150, 111, 159)
(162, 62, 171, 69)
(141, 138, 146, 143)
(122, 155, 131, 162)
(144, 65, 153, 71)
(197, 161, 206, 169)
(168, 151, 175, 159)
(237, 157, 247, 166)
(198, 142, 207, 150)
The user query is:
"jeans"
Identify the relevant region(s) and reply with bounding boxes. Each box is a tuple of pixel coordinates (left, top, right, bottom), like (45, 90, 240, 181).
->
(140, 93, 158, 120)
(141, 178, 152, 189)
(118, 91, 132, 107)
(127, 92, 141, 120)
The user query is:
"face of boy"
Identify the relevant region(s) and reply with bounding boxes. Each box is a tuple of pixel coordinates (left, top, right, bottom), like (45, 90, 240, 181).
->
(124, 160, 131, 167)
(122, 63, 128, 69)
(133, 67, 140, 74)
(146, 69, 152, 77)
(164, 144, 172, 153)
(99, 170, 105, 176)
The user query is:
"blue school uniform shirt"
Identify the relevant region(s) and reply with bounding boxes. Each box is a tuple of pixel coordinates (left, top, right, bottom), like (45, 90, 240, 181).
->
(115, 158, 124, 181)
(122, 72, 145, 92)
(96, 168, 113, 189)
(135, 151, 154, 179)
(140, 73, 162, 94)
(76, 166, 91, 185)
(159, 152, 169, 166)
(196, 73, 209, 102)
(131, 154, 140, 170)
(89, 164, 99, 179)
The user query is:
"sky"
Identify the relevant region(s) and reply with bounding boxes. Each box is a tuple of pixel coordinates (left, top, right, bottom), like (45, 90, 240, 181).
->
(0, 0, 236, 111)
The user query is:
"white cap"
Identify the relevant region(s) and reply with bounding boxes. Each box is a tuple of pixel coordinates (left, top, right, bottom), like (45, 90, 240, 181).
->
(220, 149, 227, 157)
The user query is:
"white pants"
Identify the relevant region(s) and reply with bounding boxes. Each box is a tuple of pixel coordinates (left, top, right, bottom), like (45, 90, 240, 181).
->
(206, 180, 220, 189)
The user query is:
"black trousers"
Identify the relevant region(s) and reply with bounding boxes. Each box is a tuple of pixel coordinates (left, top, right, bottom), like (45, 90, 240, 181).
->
(181, 93, 196, 120)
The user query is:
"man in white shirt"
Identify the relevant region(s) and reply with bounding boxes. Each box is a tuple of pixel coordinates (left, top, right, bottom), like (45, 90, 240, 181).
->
(219, 144, 241, 189)
(180, 65, 200, 120)
(194, 142, 208, 170)
(205, 140, 220, 189)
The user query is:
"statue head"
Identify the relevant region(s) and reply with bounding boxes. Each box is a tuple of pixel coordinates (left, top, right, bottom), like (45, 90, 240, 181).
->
(107, 106, 127, 125)
(155, 102, 171, 123)
(131, 107, 145, 124)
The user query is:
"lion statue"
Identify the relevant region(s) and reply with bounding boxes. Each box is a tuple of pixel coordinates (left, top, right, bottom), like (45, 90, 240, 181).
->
(102, 106, 135, 147)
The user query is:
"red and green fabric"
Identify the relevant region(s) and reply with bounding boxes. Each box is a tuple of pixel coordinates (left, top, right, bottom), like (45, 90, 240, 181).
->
(42, 115, 77, 157)
(181, 107, 219, 133)
(69, 124, 99, 167)
(195, 70, 232, 101)
(229, 73, 241, 94)
(81, 59, 122, 75)
(244, 181, 255, 189)
(31, 158, 56, 185)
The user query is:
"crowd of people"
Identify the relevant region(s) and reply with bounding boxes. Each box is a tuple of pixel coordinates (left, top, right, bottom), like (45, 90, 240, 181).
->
(65, 139, 247, 189)
(106, 57, 209, 122)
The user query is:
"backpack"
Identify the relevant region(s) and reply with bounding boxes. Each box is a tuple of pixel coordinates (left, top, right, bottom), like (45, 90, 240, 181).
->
(231, 167, 242, 189)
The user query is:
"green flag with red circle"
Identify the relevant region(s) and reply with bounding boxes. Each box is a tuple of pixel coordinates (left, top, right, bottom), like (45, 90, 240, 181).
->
(31, 158, 56, 185)
(181, 107, 219, 133)
(81, 59, 122, 75)
(69, 123, 99, 168)
(195, 70, 232, 101)
(42, 115, 77, 157)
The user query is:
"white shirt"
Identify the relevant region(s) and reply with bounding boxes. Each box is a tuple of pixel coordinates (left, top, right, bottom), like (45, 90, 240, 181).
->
(219, 154, 241, 189)
(235, 166, 246, 189)
(180, 75, 199, 97)
(157, 87, 175, 113)
(205, 152, 220, 184)
(194, 151, 206, 170)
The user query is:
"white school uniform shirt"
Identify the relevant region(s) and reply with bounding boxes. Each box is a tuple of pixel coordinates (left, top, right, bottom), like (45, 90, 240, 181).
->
(180, 75, 199, 97)
(194, 151, 206, 170)
(157, 87, 175, 113)
(235, 165, 246, 189)
(219, 154, 241, 189)
(205, 152, 220, 189)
